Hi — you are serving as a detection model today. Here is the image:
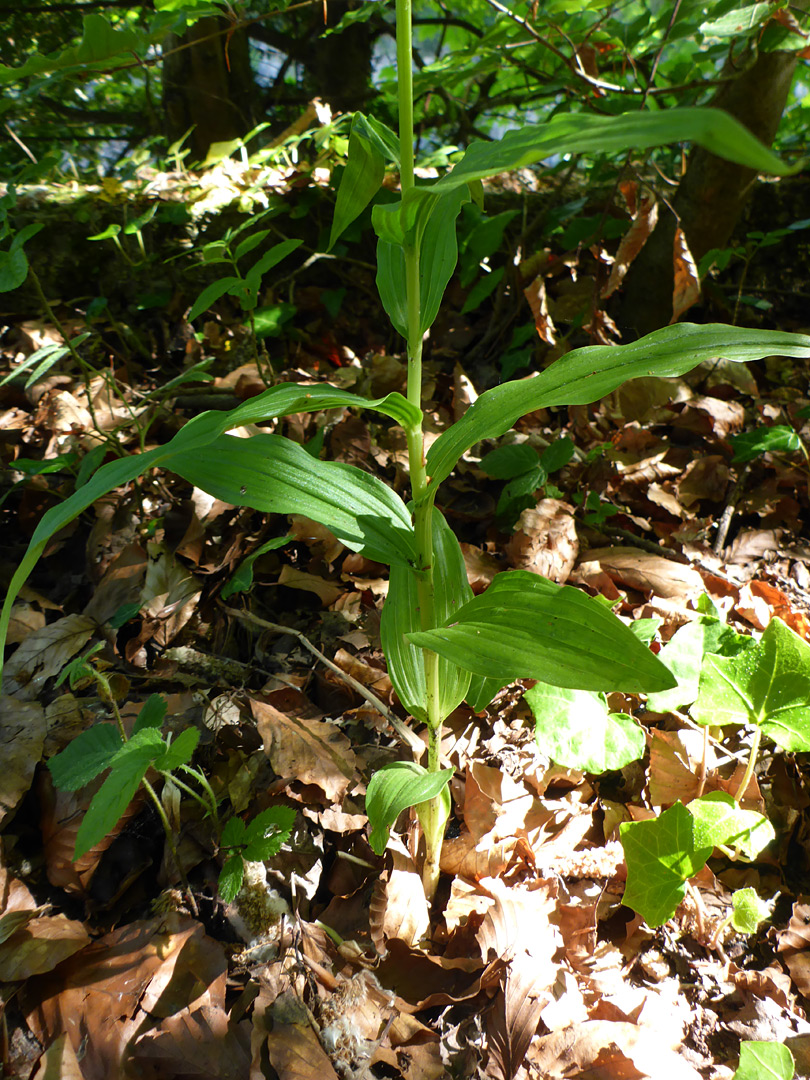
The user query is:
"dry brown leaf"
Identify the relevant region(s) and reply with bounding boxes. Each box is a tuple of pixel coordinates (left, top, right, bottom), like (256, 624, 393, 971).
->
(677, 456, 730, 507)
(453, 361, 479, 420)
(375, 937, 488, 1010)
(132, 1006, 251, 1080)
(259, 991, 341, 1080)
(602, 195, 658, 300)
(505, 499, 578, 583)
(31, 1032, 84, 1080)
(82, 543, 147, 625)
(140, 544, 201, 647)
(252, 698, 356, 803)
(5, 602, 46, 646)
(0, 696, 46, 827)
(573, 546, 704, 601)
(369, 840, 430, 950)
(528, 1019, 703, 1078)
(277, 565, 344, 606)
(440, 834, 527, 880)
(671, 226, 700, 323)
(2, 614, 97, 700)
(523, 275, 557, 345)
(778, 900, 810, 999)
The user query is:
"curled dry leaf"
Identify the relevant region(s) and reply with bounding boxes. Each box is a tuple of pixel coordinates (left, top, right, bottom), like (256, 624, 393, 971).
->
(0, 695, 45, 827)
(2, 614, 97, 701)
(505, 499, 578, 583)
(671, 226, 700, 323)
(440, 833, 528, 880)
(369, 839, 430, 951)
(778, 901, 810, 999)
(523, 275, 557, 345)
(601, 194, 658, 300)
(572, 546, 704, 601)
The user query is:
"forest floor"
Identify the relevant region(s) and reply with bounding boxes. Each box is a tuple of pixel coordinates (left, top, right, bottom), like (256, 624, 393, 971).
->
(3, 162, 810, 1080)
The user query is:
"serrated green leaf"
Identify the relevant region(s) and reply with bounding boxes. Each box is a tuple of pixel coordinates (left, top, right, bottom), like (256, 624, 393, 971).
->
(407, 570, 676, 694)
(47, 724, 123, 792)
(155, 727, 200, 772)
(686, 792, 775, 859)
(244, 805, 297, 845)
(527, 684, 645, 773)
(218, 855, 244, 904)
(74, 741, 158, 858)
(693, 618, 810, 750)
(620, 802, 714, 927)
(426, 325, 810, 488)
(733, 1040, 795, 1080)
(365, 762, 454, 856)
(221, 816, 247, 848)
(731, 888, 773, 935)
(133, 694, 168, 734)
(380, 510, 472, 723)
(169, 433, 417, 568)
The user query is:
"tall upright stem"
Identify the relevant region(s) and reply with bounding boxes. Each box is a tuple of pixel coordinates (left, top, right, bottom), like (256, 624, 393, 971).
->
(397, 0, 444, 898)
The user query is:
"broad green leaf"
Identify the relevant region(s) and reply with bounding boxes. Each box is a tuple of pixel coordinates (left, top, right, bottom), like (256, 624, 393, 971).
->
(47, 724, 123, 791)
(169, 433, 417, 567)
(466, 673, 507, 713)
(647, 617, 746, 712)
(701, 5, 777, 39)
(407, 570, 676, 694)
(0, 247, 28, 292)
(0, 14, 139, 85)
(733, 1041, 795, 1080)
(620, 802, 713, 927)
(188, 276, 241, 321)
(0, 382, 422, 675)
(365, 761, 454, 856)
(380, 511, 472, 723)
(75, 737, 162, 859)
(729, 425, 802, 463)
(480, 443, 540, 480)
(426, 325, 810, 488)
(731, 888, 773, 935)
(329, 114, 387, 250)
(417, 186, 470, 335)
(218, 855, 244, 904)
(422, 108, 799, 198)
(155, 727, 200, 772)
(686, 792, 775, 860)
(692, 618, 810, 751)
(376, 234, 408, 340)
(133, 694, 168, 734)
(526, 684, 645, 773)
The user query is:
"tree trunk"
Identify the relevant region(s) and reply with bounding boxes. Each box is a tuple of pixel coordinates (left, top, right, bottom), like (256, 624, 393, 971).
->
(162, 16, 256, 163)
(612, 43, 802, 338)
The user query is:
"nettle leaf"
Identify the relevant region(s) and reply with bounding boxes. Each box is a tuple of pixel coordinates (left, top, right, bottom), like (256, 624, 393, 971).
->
(692, 618, 810, 750)
(74, 738, 162, 859)
(47, 723, 123, 791)
(407, 570, 675, 694)
(647, 616, 747, 713)
(170, 433, 417, 568)
(733, 1040, 795, 1080)
(526, 684, 645, 773)
(381, 510, 472, 723)
(620, 802, 714, 928)
(218, 855, 244, 904)
(365, 762, 454, 856)
(732, 888, 773, 935)
(686, 792, 775, 860)
(155, 727, 200, 772)
(426, 325, 810, 488)
(133, 694, 168, 734)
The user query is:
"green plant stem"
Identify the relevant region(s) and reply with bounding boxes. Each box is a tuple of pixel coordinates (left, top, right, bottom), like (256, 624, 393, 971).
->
(141, 775, 199, 917)
(397, 0, 444, 902)
(160, 768, 216, 822)
(734, 727, 762, 804)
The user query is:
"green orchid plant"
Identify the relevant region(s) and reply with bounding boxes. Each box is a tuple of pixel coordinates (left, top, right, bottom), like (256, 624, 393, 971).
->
(3, 0, 810, 902)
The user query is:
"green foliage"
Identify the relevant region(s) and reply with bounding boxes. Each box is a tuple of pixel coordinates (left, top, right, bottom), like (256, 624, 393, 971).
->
(479, 438, 575, 527)
(731, 888, 773, 935)
(693, 618, 810, 752)
(729, 426, 804, 463)
(734, 1041, 795, 1080)
(365, 762, 454, 856)
(527, 685, 645, 773)
(218, 806, 297, 903)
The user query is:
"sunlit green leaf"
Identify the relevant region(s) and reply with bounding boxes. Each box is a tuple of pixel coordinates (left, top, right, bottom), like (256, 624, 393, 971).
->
(527, 684, 645, 772)
(686, 792, 775, 860)
(47, 724, 123, 792)
(733, 1040, 795, 1080)
(365, 762, 454, 855)
(731, 888, 773, 935)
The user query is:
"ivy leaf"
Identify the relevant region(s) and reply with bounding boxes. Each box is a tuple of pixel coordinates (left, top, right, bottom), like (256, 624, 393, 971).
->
(620, 802, 713, 927)
(526, 684, 645, 773)
(693, 618, 810, 751)
(647, 617, 746, 713)
(731, 888, 773, 935)
(365, 762, 454, 856)
(686, 792, 775, 860)
(733, 1041, 795, 1080)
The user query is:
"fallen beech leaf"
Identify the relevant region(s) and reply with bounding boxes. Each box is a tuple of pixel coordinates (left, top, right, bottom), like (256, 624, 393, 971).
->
(529, 1019, 703, 1078)
(778, 901, 810, 998)
(0, 914, 90, 981)
(524, 275, 557, 345)
(505, 499, 578, 583)
(369, 840, 430, 950)
(277, 565, 344, 606)
(2, 614, 97, 700)
(0, 696, 46, 827)
(573, 546, 704, 600)
(31, 1033, 84, 1080)
(602, 194, 658, 299)
(671, 226, 700, 322)
(252, 698, 356, 803)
